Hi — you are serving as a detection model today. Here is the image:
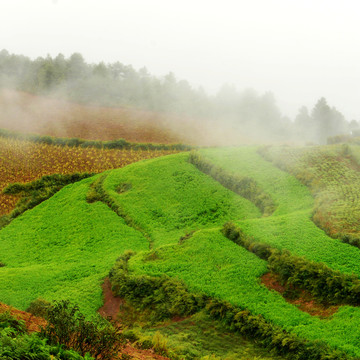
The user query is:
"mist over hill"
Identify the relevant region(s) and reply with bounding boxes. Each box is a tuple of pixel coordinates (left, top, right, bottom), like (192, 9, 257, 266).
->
(0, 49, 358, 144)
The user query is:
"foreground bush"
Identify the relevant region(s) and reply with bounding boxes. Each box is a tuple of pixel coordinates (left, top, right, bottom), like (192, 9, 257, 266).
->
(0, 311, 93, 360)
(109, 251, 207, 321)
(40, 300, 123, 360)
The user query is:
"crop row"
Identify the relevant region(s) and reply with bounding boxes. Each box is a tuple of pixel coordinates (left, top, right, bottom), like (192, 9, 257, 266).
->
(0, 137, 179, 215)
(197, 147, 360, 277)
(258, 145, 360, 247)
(127, 227, 360, 357)
(0, 127, 192, 151)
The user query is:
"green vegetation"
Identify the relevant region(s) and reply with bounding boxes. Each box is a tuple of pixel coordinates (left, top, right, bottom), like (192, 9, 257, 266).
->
(142, 312, 285, 360)
(258, 144, 360, 248)
(223, 221, 360, 306)
(41, 300, 123, 359)
(189, 151, 275, 216)
(0, 176, 149, 316)
(0, 311, 93, 359)
(0, 127, 192, 151)
(4, 147, 360, 357)
(0, 152, 259, 313)
(102, 153, 261, 247)
(1, 172, 93, 229)
(109, 249, 352, 360)
(109, 252, 207, 322)
(199, 147, 360, 276)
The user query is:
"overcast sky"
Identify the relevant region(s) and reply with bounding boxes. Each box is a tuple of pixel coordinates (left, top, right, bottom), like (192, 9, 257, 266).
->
(1, 0, 360, 120)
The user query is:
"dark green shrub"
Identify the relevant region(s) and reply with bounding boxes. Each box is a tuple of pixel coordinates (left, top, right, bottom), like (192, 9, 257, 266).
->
(205, 299, 350, 360)
(109, 252, 207, 322)
(104, 139, 130, 149)
(65, 138, 83, 147)
(0, 127, 192, 151)
(26, 298, 52, 318)
(40, 300, 123, 359)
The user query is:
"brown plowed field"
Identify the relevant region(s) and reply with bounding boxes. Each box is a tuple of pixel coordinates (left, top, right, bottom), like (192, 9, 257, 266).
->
(0, 89, 250, 146)
(0, 137, 179, 215)
(0, 89, 181, 144)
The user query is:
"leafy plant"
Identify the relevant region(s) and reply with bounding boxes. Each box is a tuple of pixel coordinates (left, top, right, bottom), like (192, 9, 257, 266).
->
(40, 300, 123, 359)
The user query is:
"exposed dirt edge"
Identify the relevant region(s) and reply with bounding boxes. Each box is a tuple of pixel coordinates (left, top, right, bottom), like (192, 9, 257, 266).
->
(261, 272, 340, 318)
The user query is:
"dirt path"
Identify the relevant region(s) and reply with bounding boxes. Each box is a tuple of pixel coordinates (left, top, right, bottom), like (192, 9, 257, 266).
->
(98, 277, 124, 321)
(98, 278, 171, 360)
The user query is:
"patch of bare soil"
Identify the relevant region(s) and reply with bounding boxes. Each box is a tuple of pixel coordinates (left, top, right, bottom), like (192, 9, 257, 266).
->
(98, 278, 171, 360)
(261, 272, 340, 318)
(122, 344, 170, 360)
(98, 277, 124, 322)
(0, 302, 46, 332)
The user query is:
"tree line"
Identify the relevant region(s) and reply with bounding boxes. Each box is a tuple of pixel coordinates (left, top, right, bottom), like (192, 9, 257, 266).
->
(0, 49, 358, 144)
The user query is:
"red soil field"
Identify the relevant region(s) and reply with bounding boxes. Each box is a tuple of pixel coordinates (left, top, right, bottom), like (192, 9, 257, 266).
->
(0, 89, 250, 146)
(0, 89, 188, 144)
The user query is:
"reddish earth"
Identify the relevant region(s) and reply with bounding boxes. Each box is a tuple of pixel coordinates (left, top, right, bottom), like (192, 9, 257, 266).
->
(98, 278, 170, 360)
(261, 272, 340, 318)
(0, 89, 251, 146)
(0, 302, 46, 332)
(98, 277, 124, 321)
(122, 344, 170, 360)
(0, 89, 181, 144)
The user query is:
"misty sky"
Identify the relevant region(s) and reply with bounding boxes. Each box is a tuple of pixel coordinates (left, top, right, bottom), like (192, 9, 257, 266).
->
(1, 0, 360, 121)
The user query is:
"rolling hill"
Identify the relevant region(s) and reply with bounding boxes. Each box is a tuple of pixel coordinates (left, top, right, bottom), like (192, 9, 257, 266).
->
(3, 141, 360, 358)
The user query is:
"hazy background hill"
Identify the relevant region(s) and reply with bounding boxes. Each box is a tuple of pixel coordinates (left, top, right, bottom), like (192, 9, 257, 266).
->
(1, 50, 358, 145)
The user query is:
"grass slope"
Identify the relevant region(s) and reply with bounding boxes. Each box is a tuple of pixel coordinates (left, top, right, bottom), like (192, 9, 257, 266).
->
(0, 176, 149, 316)
(200, 147, 360, 276)
(0, 153, 260, 315)
(102, 150, 360, 356)
(3, 149, 360, 356)
(103, 153, 261, 247)
(260, 144, 360, 245)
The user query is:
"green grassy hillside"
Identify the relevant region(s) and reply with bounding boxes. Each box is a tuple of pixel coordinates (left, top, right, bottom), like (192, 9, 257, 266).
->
(2, 148, 360, 358)
(0, 177, 149, 315)
(0, 153, 259, 316)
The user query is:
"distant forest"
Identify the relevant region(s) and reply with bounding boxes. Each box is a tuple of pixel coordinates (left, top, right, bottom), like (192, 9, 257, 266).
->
(0, 49, 358, 143)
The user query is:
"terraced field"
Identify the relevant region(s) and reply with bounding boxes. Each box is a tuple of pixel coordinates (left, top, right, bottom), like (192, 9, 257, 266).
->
(0, 136, 179, 215)
(258, 144, 360, 247)
(2, 146, 360, 358)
